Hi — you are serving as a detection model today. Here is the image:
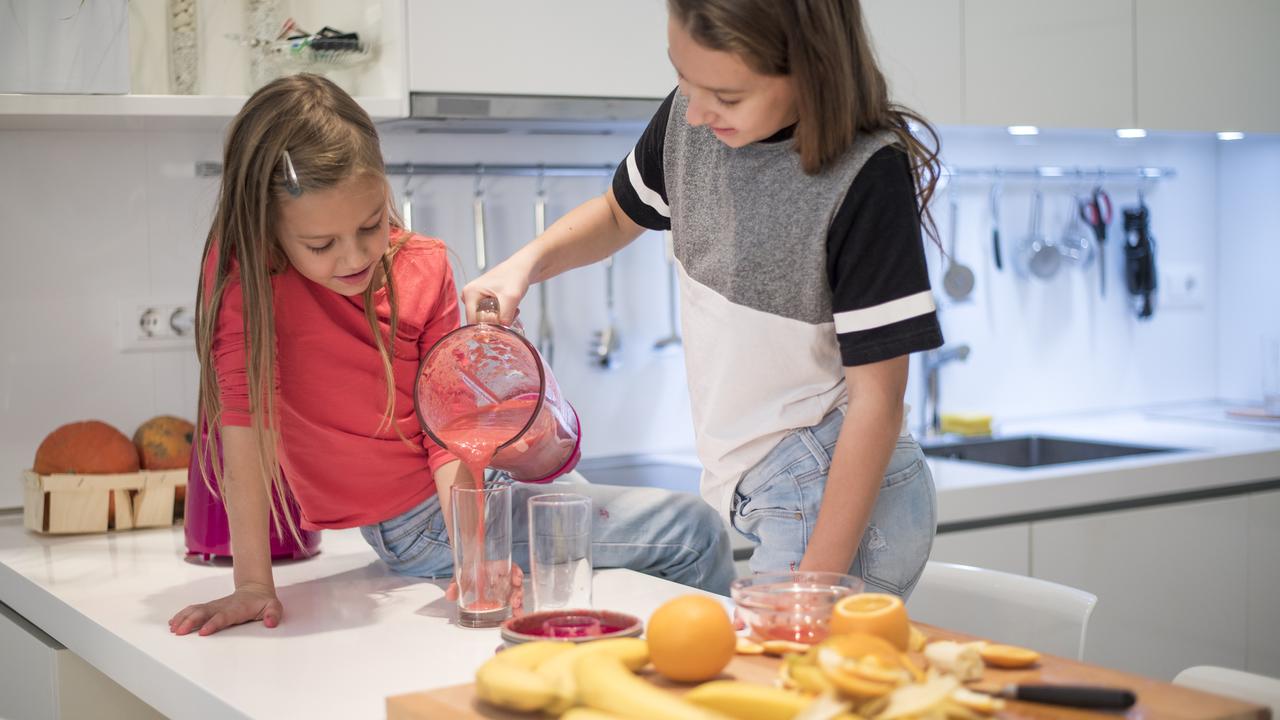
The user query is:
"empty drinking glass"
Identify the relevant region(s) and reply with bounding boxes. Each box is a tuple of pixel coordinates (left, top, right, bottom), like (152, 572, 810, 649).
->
(528, 493, 593, 611)
(1263, 335, 1280, 415)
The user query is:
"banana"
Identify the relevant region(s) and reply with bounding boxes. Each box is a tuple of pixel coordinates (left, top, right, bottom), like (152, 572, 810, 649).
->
(562, 709, 628, 720)
(575, 654, 730, 720)
(537, 638, 650, 716)
(498, 640, 578, 669)
(473, 641, 576, 712)
(685, 680, 810, 720)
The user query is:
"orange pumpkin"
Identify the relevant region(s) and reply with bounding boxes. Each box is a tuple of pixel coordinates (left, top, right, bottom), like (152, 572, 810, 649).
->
(133, 415, 195, 471)
(34, 421, 140, 475)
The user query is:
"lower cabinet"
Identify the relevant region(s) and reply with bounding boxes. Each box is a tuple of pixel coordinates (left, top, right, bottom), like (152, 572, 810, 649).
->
(929, 523, 1031, 576)
(0, 601, 164, 720)
(1030, 496, 1251, 680)
(1246, 489, 1280, 677)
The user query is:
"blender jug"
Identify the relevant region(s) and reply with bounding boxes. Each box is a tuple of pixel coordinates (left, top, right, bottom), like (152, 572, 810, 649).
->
(415, 297, 581, 483)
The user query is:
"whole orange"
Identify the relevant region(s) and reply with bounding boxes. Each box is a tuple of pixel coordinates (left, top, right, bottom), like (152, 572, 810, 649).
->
(646, 595, 736, 683)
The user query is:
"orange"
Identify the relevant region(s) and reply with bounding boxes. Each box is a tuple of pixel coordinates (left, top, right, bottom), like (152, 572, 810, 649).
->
(979, 643, 1041, 668)
(829, 593, 911, 651)
(646, 595, 737, 683)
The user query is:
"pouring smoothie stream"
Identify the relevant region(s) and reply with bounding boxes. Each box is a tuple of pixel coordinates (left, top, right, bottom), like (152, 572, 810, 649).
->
(416, 299, 582, 625)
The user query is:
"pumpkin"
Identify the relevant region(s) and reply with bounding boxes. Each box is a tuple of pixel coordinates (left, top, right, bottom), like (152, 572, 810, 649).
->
(33, 420, 140, 475)
(133, 415, 195, 471)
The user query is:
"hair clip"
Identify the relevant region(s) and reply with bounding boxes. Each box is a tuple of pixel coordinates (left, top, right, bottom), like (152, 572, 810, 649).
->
(281, 150, 302, 197)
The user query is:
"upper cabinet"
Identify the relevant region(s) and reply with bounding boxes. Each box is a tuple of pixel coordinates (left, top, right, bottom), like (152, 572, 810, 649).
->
(406, 0, 673, 98)
(863, 0, 965, 126)
(1136, 0, 1280, 133)
(963, 0, 1136, 129)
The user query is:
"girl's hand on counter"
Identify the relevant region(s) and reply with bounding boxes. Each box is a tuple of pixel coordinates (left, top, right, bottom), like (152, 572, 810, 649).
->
(168, 582, 283, 636)
(445, 563, 525, 616)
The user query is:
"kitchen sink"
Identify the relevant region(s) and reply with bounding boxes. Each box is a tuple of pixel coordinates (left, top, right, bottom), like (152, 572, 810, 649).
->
(920, 435, 1182, 468)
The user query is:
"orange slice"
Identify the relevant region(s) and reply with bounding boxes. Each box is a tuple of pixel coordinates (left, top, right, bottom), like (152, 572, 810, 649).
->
(761, 639, 812, 656)
(735, 637, 765, 655)
(979, 643, 1041, 668)
(829, 593, 911, 651)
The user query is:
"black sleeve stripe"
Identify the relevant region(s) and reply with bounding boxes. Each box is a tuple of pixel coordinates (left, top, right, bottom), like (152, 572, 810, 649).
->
(828, 145, 943, 366)
(611, 89, 676, 231)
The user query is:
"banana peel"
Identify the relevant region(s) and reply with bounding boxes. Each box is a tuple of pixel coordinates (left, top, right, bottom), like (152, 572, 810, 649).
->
(474, 641, 576, 713)
(575, 654, 731, 720)
(537, 638, 650, 716)
(686, 680, 810, 720)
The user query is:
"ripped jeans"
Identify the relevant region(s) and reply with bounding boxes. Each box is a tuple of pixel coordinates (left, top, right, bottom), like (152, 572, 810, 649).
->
(729, 408, 937, 598)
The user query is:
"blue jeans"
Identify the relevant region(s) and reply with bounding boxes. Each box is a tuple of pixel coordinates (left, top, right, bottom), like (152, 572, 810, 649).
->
(359, 481, 738, 596)
(729, 409, 937, 598)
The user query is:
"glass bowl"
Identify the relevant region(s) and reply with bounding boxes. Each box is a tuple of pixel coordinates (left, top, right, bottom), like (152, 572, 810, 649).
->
(730, 571, 864, 645)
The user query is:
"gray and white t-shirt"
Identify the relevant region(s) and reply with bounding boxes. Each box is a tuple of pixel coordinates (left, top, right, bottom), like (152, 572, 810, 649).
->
(612, 90, 943, 520)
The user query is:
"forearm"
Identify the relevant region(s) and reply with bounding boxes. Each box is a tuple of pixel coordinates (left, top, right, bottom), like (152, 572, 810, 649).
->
(511, 190, 645, 284)
(220, 426, 276, 591)
(800, 359, 908, 573)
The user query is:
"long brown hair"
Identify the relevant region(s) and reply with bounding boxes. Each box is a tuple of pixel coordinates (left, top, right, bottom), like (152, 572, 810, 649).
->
(195, 73, 407, 547)
(668, 0, 943, 242)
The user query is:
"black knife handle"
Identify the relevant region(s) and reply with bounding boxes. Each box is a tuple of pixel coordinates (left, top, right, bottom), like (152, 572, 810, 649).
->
(1014, 684, 1137, 709)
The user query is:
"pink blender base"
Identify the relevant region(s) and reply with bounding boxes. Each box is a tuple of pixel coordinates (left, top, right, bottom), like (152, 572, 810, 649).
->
(184, 426, 320, 563)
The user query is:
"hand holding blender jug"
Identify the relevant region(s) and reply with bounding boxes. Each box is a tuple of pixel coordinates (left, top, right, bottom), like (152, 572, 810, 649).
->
(414, 296, 581, 483)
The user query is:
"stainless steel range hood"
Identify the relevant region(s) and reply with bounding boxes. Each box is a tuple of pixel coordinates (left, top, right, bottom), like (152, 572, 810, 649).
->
(382, 92, 663, 135)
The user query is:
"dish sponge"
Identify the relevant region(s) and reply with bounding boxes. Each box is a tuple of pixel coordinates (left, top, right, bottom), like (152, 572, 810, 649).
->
(939, 413, 993, 437)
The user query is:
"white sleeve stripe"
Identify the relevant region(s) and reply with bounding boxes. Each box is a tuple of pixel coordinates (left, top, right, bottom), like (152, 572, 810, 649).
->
(833, 290, 936, 334)
(626, 149, 670, 218)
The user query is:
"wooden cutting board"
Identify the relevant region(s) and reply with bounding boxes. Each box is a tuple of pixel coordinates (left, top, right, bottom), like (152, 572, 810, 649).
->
(386, 624, 1269, 720)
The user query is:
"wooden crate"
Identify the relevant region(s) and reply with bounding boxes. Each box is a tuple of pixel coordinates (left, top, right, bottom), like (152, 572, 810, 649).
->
(22, 469, 187, 534)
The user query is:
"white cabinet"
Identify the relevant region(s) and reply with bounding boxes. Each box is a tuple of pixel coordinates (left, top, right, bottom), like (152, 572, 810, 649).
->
(963, 0, 1136, 129)
(0, 602, 164, 720)
(1031, 496, 1250, 680)
(1247, 490, 1280, 677)
(1135, 0, 1280, 133)
(406, 0, 672, 98)
(862, 0, 965, 126)
(929, 524, 1030, 576)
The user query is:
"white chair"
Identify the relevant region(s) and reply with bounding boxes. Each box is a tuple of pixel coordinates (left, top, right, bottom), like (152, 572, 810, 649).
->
(905, 561, 1098, 660)
(1173, 666, 1280, 714)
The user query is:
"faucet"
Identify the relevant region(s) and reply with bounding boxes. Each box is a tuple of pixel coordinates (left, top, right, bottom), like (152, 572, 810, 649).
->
(918, 343, 971, 438)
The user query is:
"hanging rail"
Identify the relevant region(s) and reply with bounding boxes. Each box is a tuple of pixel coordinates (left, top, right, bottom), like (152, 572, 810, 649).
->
(194, 161, 617, 178)
(944, 165, 1176, 181)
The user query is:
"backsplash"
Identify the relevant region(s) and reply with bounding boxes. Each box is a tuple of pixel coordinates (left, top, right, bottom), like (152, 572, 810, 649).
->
(1, 123, 1275, 509)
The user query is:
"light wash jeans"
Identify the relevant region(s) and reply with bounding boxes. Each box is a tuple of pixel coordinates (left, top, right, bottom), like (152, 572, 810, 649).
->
(360, 480, 738, 596)
(729, 408, 937, 598)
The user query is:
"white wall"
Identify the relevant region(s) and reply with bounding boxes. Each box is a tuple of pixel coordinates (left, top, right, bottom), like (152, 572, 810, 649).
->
(2, 122, 1269, 510)
(1215, 135, 1280, 404)
(907, 127, 1222, 433)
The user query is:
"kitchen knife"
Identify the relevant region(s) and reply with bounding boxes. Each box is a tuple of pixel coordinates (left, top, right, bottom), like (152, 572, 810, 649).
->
(997, 683, 1136, 709)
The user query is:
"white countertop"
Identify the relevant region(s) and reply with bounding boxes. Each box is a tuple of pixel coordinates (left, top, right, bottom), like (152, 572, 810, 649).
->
(927, 403, 1280, 525)
(0, 520, 706, 720)
(2, 402, 1278, 719)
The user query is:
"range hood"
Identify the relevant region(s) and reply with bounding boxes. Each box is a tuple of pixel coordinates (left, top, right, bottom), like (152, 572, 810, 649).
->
(382, 92, 663, 135)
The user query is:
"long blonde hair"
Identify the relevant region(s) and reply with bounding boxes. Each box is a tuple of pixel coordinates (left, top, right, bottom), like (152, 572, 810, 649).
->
(668, 0, 944, 243)
(195, 74, 407, 546)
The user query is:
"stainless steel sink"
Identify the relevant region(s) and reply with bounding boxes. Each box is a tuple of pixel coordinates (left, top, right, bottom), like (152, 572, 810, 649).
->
(920, 435, 1181, 468)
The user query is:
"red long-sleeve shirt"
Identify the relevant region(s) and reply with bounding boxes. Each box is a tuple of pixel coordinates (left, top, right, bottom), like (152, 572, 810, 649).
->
(210, 231, 459, 529)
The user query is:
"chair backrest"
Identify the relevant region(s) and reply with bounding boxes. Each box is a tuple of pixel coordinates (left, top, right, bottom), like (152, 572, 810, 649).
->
(1174, 666, 1280, 714)
(906, 561, 1098, 660)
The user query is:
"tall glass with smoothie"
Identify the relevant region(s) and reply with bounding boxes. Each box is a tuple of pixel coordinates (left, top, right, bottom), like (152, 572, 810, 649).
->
(415, 297, 582, 627)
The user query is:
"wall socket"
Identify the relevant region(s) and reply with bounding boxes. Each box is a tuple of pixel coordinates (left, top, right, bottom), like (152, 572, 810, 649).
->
(118, 300, 196, 352)
(1158, 262, 1207, 310)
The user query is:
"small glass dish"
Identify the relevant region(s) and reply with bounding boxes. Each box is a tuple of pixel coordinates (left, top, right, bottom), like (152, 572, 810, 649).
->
(500, 608, 642, 646)
(731, 571, 864, 645)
